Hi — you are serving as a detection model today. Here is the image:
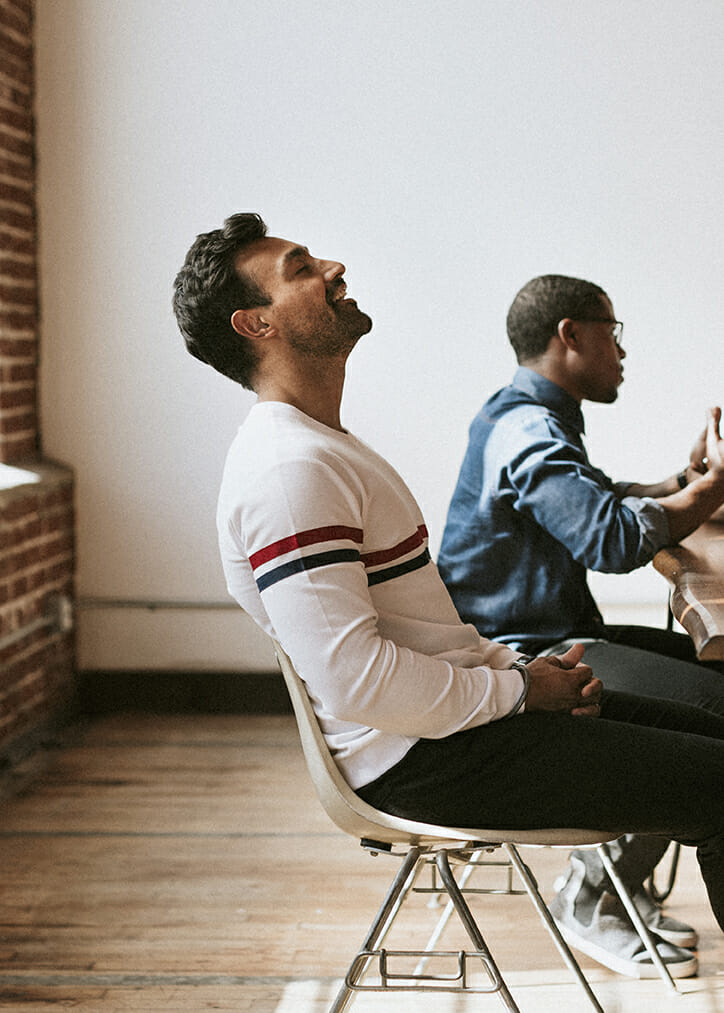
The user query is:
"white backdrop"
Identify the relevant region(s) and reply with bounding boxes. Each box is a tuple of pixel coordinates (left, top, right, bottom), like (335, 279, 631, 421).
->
(35, 0, 724, 670)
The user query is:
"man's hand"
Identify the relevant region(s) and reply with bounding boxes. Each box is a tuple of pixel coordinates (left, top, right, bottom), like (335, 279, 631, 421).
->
(689, 406, 722, 477)
(689, 420, 710, 476)
(704, 406, 723, 478)
(524, 642, 602, 717)
(662, 407, 724, 542)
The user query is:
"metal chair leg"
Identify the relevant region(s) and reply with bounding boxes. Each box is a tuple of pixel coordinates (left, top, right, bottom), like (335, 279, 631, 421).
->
(359, 845, 428, 957)
(597, 842, 678, 993)
(504, 844, 606, 1013)
(413, 848, 489, 974)
(434, 850, 520, 1011)
(329, 846, 423, 1013)
(648, 842, 681, 903)
(413, 846, 604, 1011)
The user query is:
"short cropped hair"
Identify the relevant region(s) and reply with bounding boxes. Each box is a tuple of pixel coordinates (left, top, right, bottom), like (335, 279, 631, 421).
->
(172, 212, 270, 390)
(506, 274, 608, 363)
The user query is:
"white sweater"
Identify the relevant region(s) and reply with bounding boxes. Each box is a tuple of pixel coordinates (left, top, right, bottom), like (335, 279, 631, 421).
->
(217, 402, 524, 789)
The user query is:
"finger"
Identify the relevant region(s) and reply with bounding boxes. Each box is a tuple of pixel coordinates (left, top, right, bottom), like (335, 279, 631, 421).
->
(690, 434, 708, 472)
(580, 677, 602, 699)
(543, 655, 562, 668)
(705, 409, 723, 468)
(572, 703, 600, 718)
(557, 642, 585, 669)
(573, 664, 594, 685)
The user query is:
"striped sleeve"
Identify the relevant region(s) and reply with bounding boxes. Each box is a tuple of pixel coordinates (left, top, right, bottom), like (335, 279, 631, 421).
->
(225, 451, 524, 742)
(250, 523, 431, 593)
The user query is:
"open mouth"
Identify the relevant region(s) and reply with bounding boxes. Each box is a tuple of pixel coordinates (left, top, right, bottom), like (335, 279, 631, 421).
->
(328, 282, 348, 306)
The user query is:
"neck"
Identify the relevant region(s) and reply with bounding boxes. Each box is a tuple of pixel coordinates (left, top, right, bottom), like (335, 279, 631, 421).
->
(254, 355, 347, 432)
(521, 357, 583, 404)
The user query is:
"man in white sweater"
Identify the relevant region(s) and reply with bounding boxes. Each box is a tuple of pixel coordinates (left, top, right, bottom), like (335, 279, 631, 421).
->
(172, 213, 724, 974)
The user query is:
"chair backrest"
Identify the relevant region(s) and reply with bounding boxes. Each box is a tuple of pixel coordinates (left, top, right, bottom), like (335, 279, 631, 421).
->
(274, 641, 475, 845)
(273, 641, 616, 849)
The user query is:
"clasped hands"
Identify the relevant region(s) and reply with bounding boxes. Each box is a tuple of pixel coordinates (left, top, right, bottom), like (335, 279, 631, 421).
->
(525, 642, 602, 718)
(689, 406, 723, 480)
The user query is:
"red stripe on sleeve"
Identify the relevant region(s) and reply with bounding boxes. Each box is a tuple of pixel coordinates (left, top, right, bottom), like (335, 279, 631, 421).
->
(360, 524, 429, 567)
(249, 525, 364, 570)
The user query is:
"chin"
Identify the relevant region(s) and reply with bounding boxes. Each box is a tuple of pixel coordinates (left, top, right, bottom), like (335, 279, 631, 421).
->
(360, 315, 373, 335)
(353, 308, 373, 335)
(588, 387, 619, 405)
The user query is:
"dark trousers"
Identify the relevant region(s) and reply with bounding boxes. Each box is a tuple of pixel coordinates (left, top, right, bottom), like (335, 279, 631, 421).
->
(358, 689, 724, 931)
(549, 626, 724, 895)
(567, 625, 724, 712)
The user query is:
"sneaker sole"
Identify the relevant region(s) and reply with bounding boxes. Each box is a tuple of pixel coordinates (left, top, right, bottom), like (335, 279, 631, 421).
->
(554, 922, 698, 979)
(652, 926, 699, 949)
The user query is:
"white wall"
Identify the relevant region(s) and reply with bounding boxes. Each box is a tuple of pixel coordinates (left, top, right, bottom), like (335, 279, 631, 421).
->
(35, 0, 724, 670)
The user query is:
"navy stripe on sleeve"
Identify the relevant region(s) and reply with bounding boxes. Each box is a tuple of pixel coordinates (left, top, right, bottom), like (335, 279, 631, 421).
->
(367, 548, 431, 586)
(256, 548, 361, 592)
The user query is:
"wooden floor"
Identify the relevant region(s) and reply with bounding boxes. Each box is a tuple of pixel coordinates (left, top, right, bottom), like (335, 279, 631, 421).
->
(0, 712, 722, 1012)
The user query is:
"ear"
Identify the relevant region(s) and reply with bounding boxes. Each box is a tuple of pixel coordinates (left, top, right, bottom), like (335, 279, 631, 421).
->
(556, 317, 579, 353)
(230, 308, 276, 341)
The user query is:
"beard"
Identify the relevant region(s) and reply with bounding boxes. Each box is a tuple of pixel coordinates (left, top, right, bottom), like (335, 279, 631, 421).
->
(286, 300, 372, 359)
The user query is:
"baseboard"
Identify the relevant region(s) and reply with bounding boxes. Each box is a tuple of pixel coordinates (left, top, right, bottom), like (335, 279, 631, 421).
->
(78, 669, 292, 715)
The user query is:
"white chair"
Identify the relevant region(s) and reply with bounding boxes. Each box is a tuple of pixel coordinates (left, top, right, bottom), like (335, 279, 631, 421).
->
(273, 641, 676, 1012)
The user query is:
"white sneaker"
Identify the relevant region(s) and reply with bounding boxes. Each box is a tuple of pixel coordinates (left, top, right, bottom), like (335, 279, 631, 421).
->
(549, 858, 698, 979)
(631, 888, 698, 949)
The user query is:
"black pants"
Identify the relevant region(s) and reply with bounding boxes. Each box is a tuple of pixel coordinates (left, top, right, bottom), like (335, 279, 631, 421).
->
(547, 626, 724, 894)
(358, 689, 724, 931)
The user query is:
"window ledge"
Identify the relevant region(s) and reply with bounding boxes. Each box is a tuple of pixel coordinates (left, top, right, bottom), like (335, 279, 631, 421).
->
(0, 459, 73, 504)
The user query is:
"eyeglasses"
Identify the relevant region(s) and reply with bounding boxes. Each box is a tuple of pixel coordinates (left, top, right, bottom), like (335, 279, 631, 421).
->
(578, 319, 624, 346)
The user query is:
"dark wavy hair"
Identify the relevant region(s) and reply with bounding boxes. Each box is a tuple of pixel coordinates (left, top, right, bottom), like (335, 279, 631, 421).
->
(172, 212, 270, 390)
(507, 274, 608, 363)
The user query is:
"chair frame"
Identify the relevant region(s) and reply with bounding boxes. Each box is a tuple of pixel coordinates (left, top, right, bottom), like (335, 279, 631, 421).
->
(274, 642, 677, 1011)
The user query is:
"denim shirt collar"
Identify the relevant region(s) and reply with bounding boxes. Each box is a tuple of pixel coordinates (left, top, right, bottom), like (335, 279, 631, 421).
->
(512, 366, 586, 436)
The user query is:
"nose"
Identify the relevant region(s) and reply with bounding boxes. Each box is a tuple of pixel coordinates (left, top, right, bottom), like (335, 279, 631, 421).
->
(617, 344, 626, 360)
(321, 259, 345, 281)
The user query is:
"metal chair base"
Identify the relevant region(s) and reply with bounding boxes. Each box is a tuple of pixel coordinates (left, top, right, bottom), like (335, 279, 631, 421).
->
(330, 842, 607, 1013)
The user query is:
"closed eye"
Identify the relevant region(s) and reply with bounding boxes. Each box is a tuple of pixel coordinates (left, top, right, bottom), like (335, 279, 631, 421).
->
(282, 245, 313, 279)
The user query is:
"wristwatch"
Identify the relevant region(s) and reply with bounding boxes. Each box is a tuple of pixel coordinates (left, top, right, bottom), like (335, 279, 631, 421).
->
(508, 655, 534, 716)
(676, 468, 688, 490)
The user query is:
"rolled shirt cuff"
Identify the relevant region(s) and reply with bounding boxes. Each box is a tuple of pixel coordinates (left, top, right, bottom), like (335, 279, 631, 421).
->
(619, 494, 671, 558)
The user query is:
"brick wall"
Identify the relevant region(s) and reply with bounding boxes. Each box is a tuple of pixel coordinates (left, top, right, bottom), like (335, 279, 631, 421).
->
(0, 0, 77, 768)
(0, 0, 37, 462)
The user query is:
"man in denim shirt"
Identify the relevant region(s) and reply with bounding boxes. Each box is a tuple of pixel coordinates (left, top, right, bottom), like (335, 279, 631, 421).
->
(439, 274, 724, 978)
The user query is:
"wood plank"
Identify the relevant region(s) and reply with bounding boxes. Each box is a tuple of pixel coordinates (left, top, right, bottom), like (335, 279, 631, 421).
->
(0, 713, 721, 1011)
(654, 509, 724, 659)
